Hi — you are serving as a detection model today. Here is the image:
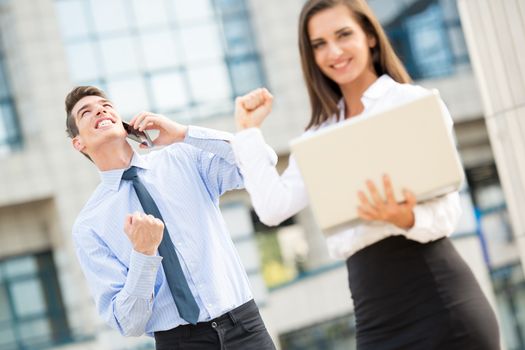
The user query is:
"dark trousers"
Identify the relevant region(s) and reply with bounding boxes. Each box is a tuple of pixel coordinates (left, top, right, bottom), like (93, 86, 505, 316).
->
(154, 300, 276, 350)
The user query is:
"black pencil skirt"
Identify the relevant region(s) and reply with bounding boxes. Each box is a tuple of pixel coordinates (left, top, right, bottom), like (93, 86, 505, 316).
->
(346, 236, 500, 350)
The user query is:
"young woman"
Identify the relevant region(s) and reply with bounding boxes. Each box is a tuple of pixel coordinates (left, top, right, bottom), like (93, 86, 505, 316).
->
(231, 0, 500, 349)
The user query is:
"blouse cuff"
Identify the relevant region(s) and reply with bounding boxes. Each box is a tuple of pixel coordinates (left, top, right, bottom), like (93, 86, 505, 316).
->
(232, 128, 278, 168)
(402, 205, 434, 242)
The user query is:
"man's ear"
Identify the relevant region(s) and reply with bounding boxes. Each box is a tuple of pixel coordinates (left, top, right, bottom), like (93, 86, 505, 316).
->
(72, 136, 85, 152)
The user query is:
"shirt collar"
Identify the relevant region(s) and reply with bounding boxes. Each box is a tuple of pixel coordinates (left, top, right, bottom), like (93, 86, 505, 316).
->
(99, 151, 150, 192)
(337, 74, 396, 121)
(362, 74, 396, 100)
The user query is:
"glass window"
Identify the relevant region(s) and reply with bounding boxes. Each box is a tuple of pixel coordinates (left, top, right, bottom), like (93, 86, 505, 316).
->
(0, 107, 8, 145)
(18, 319, 52, 348)
(172, 0, 213, 23)
(370, 0, 469, 80)
(192, 100, 232, 120)
(221, 203, 256, 240)
(55, 0, 91, 40)
(0, 252, 71, 350)
(9, 279, 46, 317)
(56, 0, 266, 122)
(3, 257, 36, 278)
(150, 71, 189, 111)
(0, 52, 22, 153)
(491, 262, 525, 350)
(230, 59, 264, 95)
(280, 313, 356, 350)
(0, 104, 19, 145)
(180, 22, 224, 63)
(65, 41, 101, 82)
(107, 76, 150, 116)
(0, 285, 11, 322)
(90, 0, 130, 35)
(132, 0, 170, 30)
(220, 202, 268, 304)
(448, 26, 468, 60)
(139, 30, 182, 70)
(187, 62, 231, 102)
(222, 18, 256, 56)
(99, 35, 141, 76)
(439, 0, 459, 21)
(404, 4, 453, 78)
(171, 108, 193, 123)
(367, 0, 406, 23)
(0, 327, 16, 350)
(0, 65, 9, 99)
(214, 0, 246, 17)
(236, 240, 261, 271)
(0, 285, 16, 348)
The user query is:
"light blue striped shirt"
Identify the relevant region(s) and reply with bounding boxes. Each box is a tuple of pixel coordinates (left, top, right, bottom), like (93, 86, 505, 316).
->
(72, 126, 253, 337)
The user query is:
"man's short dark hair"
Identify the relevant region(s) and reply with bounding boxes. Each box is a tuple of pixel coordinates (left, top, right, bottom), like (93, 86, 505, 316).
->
(65, 86, 108, 138)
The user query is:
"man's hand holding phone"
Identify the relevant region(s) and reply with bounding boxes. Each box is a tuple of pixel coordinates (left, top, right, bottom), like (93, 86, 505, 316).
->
(122, 121, 154, 148)
(127, 112, 188, 148)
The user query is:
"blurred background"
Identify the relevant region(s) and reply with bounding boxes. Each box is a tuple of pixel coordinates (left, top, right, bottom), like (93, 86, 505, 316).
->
(0, 0, 524, 349)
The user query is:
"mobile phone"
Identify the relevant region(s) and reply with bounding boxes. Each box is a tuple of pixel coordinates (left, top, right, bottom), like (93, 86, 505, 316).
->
(122, 121, 154, 148)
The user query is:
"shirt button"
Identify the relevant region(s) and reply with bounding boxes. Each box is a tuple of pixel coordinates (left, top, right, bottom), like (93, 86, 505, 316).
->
(207, 303, 212, 308)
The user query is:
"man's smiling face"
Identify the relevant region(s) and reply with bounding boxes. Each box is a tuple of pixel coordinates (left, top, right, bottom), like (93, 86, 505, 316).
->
(71, 95, 127, 156)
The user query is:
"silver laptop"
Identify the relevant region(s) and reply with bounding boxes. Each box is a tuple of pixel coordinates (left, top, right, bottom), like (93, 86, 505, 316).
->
(290, 91, 464, 236)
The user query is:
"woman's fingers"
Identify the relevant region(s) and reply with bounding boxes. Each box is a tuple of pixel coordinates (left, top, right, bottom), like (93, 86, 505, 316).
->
(358, 191, 378, 218)
(357, 207, 375, 221)
(383, 174, 396, 205)
(403, 189, 417, 208)
(366, 180, 385, 210)
(357, 175, 418, 227)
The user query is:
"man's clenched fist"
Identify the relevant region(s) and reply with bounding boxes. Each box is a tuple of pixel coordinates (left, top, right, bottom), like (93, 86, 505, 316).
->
(124, 212, 164, 256)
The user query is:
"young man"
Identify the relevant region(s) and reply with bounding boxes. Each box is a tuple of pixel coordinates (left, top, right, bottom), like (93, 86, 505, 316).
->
(66, 86, 275, 349)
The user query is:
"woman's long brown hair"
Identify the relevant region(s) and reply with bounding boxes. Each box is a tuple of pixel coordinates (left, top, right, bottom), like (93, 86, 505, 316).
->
(298, 0, 412, 129)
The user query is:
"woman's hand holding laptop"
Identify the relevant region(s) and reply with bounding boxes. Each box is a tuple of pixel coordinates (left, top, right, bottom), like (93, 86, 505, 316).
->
(357, 174, 416, 229)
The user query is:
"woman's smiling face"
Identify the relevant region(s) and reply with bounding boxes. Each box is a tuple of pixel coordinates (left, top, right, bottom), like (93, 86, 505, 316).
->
(308, 4, 377, 87)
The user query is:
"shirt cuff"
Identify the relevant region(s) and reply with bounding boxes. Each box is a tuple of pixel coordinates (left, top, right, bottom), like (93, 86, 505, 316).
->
(183, 125, 235, 163)
(123, 250, 163, 299)
(232, 128, 278, 167)
(185, 125, 233, 142)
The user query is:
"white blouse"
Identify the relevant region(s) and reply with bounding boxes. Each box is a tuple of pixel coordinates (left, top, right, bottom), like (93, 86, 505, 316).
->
(231, 75, 462, 259)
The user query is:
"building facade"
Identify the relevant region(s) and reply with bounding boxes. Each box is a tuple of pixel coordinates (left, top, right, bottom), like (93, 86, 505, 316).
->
(458, 1, 525, 349)
(0, 0, 520, 349)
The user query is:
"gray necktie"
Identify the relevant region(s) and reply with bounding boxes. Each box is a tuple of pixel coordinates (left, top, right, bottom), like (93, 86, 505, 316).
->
(122, 166, 200, 324)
